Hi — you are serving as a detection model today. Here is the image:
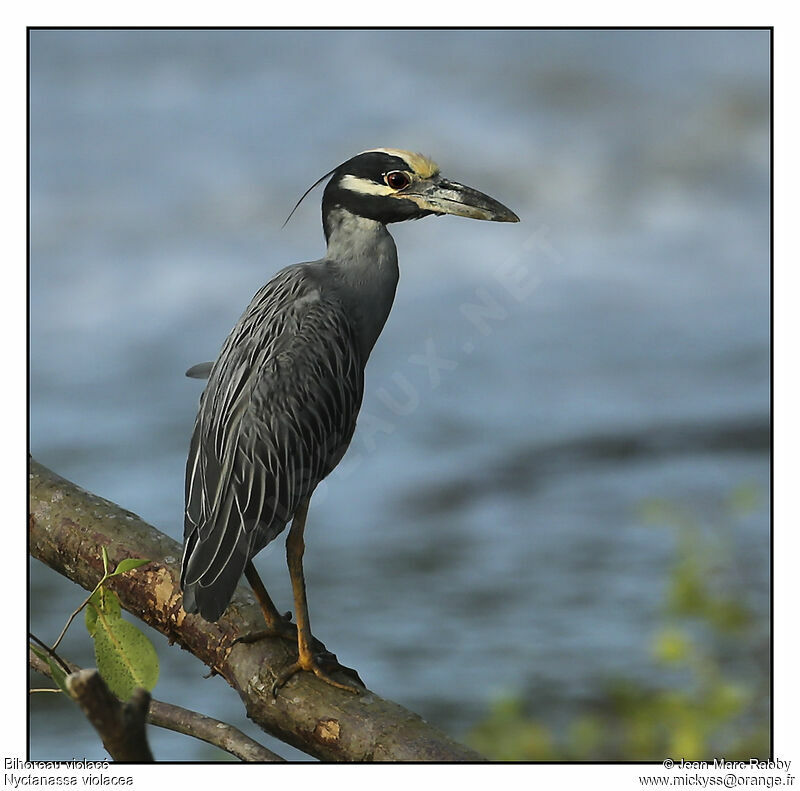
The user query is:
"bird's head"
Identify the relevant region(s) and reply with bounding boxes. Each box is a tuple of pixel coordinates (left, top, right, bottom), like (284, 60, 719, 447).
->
(285, 148, 519, 236)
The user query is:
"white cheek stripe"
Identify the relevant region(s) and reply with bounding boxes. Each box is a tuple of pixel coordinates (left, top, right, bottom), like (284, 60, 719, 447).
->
(339, 174, 396, 197)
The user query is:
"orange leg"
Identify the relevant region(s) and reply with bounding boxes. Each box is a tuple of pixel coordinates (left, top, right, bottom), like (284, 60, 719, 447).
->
(271, 497, 362, 695)
(232, 562, 296, 645)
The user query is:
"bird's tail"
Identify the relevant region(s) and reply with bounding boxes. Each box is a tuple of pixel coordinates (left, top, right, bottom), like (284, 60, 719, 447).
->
(180, 523, 253, 623)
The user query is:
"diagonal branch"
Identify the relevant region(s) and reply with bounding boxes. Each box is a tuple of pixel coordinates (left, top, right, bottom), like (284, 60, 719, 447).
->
(29, 649, 283, 762)
(65, 669, 154, 763)
(28, 457, 485, 762)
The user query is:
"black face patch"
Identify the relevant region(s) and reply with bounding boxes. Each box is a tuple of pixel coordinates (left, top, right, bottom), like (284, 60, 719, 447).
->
(321, 151, 435, 231)
(333, 152, 411, 184)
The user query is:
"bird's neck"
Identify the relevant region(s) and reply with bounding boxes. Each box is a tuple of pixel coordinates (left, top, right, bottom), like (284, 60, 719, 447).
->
(323, 207, 400, 361)
(324, 205, 396, 261)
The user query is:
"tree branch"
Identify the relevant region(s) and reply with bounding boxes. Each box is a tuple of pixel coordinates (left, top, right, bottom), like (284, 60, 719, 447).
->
(29, 457, 485, 761)
(65, 669, 154, 762)
(29, 649, 284, 762)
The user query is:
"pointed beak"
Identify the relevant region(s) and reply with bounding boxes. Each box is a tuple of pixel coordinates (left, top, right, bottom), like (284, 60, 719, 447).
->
(405, 175, 519, 223)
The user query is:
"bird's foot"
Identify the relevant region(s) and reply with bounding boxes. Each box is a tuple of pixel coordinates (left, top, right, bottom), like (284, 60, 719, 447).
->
(232, 611, 297, 646)
(271, 651, 364, 697)
(232, 617, 335, 660)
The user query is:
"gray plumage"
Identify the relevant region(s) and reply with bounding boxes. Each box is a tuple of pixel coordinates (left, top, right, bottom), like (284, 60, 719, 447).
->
(180, 148, 518, 632)
(181, 216, 398, 621)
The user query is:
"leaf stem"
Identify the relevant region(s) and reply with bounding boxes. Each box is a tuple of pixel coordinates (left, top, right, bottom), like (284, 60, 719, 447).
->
(50, 577, 107, 652)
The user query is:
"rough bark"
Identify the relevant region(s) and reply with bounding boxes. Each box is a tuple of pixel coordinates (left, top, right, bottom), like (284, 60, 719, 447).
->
(29, 649, 284, 762)
(29, 457, 485, 762)
(64, 669, 154, 762)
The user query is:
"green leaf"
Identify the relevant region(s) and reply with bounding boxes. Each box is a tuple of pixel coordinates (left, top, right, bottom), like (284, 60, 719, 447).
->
(29, 644, 69, 694)
(92, 615, 159, 699)
(29, 643, 49, 663)
(84, 582, 160, 698)
(101, 546, 110, 576)
(110, 558, 151, 577)
(652, 626, 691, 665)
(85, 586, 122, 637)
(48, 658, 69, 694)
(727, 482, 760, 515)
(85, 605, 96, 637)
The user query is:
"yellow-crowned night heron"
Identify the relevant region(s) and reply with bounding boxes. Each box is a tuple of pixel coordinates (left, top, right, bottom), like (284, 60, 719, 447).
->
(180, 148, 518, 693)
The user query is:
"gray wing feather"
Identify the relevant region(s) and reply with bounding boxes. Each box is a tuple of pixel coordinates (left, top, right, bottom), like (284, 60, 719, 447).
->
(181, 265, 364, 621)
(185, 362, 213, 379)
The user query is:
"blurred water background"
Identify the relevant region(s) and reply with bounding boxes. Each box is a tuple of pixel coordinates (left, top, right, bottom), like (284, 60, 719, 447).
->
(28, 29, 770, 760)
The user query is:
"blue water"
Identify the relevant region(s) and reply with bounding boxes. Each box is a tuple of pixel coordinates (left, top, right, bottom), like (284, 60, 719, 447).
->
(29, 29, 770, 761)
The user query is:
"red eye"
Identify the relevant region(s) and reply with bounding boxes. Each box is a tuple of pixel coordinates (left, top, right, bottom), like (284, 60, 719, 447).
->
(384, 171, 411, 190)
